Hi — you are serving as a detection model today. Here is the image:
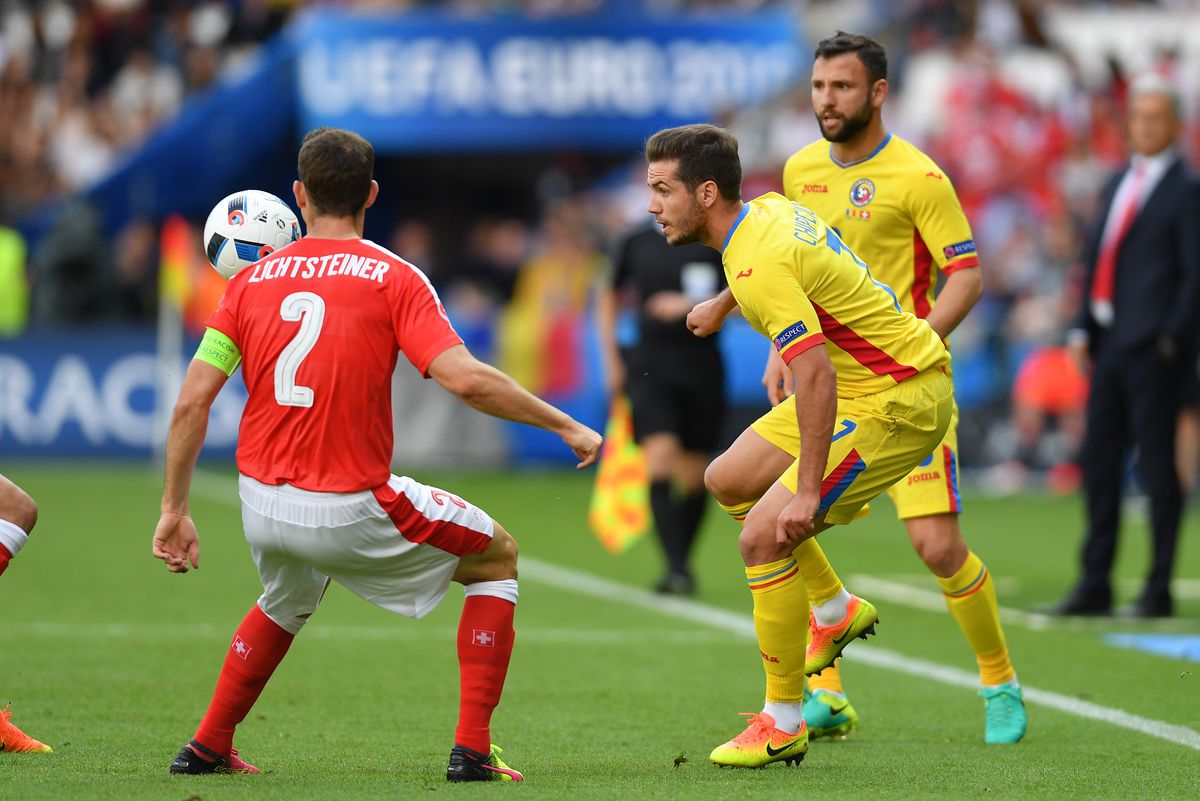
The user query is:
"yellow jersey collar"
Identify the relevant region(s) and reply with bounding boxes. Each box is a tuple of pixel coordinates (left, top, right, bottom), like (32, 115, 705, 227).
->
(829, 133, 893, 169)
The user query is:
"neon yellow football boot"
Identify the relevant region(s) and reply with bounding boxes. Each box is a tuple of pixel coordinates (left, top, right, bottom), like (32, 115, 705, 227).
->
(806, 595, 878, 676)
(709, 713, 807, 768)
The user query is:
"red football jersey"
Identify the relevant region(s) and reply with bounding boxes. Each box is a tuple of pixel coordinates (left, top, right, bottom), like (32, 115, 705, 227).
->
(205, 238, 462, 492)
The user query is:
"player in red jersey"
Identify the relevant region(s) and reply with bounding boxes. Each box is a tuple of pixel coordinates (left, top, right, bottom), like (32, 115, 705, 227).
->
(0, 472, 53, 754)
(153, 128, 602, 782)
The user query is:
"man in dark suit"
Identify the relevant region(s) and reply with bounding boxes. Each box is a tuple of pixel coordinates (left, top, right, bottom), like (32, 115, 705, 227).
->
(1049, 74, 1200, 618)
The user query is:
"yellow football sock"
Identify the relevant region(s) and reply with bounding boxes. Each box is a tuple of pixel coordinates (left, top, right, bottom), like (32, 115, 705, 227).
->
(937, 551, 1014, 686)
(807, 658, 844, 694)
(793, 538, 843, 606)
(718, 499, 755, 524)
(746, 556, 809, 703)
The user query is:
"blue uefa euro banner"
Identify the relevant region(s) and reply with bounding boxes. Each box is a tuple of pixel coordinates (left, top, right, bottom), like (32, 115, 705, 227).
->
(0, 330, 245, 458)
(294, 10, 804, 150)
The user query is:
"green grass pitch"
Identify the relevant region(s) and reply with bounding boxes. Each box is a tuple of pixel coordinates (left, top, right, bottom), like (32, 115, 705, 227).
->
(2, 463, 1198, 800)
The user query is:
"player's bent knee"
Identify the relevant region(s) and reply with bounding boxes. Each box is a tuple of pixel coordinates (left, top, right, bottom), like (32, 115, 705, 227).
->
(705, 458, 740, 506)
(256, 599, 315, 636)
(908, 519, 968, 577)
(454, 522, 518, 584)
(0, 482, 37, 534)
(736, 516, 788, 565)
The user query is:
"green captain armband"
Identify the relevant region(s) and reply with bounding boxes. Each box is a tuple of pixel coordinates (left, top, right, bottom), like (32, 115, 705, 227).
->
(194, 327, 242, 376)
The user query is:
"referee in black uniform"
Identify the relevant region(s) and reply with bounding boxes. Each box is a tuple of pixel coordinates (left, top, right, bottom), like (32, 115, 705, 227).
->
(597, 219, 727, 595)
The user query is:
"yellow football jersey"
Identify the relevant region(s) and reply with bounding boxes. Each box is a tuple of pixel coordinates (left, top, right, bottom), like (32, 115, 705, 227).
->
(783, 134, 978, 318)
(723, 193, 949, 399)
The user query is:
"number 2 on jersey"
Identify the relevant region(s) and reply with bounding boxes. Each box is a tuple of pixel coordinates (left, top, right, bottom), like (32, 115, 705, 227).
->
(275, 291, 325, 407)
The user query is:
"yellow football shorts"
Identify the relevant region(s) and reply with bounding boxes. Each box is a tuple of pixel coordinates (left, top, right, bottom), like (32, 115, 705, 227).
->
(885, 400, 961, 519)
(750, 368, 953, 525)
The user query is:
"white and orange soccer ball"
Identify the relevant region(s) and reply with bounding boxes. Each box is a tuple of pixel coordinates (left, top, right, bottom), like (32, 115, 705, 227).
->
(203, 189, 301, 278)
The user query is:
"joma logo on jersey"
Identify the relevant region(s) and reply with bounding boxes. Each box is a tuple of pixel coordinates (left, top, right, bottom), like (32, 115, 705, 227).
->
(773, 320, 809, 351)
(908, 470, 942, 485)
(802, 184, 828, 193)
(942, 239, 976, 259)
(849, 178, 875, 207)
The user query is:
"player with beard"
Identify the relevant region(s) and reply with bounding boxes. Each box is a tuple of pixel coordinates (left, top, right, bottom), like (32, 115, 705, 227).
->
(648, 123, 955, 768)
(691, 32, 1025, 745)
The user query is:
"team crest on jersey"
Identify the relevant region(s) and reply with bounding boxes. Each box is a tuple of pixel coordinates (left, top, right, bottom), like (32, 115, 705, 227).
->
(849, 178, 875, 207)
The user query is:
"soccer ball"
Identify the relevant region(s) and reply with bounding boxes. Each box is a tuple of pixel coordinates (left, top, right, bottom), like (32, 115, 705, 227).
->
(203, 189, 301, 278)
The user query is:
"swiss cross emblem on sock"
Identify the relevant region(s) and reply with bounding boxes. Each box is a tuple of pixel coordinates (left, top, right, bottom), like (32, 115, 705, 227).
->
(472, 629, 496, 647)
(232, 635, 253, 660)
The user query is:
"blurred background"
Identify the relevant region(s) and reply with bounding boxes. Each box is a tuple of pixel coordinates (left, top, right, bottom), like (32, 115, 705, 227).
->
(2, 0, 1199, 495)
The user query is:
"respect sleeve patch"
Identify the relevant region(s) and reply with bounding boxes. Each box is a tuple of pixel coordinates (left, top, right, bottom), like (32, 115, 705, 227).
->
(194, 327, 242, 376)
(773, 320, 810, 352)
(941, 239, 977, 260)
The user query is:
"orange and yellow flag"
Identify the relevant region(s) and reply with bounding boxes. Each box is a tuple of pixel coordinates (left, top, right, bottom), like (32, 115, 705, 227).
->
(587, 396, 650, 553)
(158, 215, 193, 312)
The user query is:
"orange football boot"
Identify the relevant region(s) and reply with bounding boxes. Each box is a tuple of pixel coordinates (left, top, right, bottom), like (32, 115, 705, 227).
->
(0, 704, 52, 753)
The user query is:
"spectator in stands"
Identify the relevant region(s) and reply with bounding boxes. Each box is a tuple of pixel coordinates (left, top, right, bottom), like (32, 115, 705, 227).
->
(1046, 75, 1200, 619)
(28, 200, 114, 325)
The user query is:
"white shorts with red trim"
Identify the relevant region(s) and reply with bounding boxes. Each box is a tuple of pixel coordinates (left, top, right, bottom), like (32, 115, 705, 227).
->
(239, 474, 494, 633)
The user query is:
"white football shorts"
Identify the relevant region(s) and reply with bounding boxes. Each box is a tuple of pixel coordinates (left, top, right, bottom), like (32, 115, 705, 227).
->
(238, 474, 495, 634)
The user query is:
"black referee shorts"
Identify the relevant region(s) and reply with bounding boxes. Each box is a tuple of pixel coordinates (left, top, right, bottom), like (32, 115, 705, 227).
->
(625, 346, 726, 454)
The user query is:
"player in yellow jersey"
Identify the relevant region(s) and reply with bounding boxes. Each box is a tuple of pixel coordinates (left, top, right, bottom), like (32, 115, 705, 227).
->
(645, 123, 954, 768)
(700, 32, 1026, 745)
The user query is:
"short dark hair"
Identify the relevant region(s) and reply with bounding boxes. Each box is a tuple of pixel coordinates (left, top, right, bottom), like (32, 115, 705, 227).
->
(814, 31, 888, 84)
(297, 127, 375, 218)
(644, 124, 742, 202)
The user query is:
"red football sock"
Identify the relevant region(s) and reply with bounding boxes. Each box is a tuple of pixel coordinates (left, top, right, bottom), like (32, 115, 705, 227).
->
(455, 595, 516, 753)
(0, 543, 10, 577)
(193, 604, 294, 758)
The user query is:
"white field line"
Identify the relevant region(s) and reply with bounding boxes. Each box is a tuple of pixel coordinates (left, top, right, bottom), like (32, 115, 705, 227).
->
(520, 556, 1200, 752)
(186, 470, 1200, 751)
(11, 621, 732, 646)
(846, 574, 1200, 633)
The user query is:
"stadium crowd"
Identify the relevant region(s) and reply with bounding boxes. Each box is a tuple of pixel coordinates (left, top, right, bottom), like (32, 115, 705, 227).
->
(2, 0, 1200, 486)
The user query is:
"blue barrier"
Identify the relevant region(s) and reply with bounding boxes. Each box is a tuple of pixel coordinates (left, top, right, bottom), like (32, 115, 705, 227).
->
(0, 316, 771, 461)
(294, 9, 803, 151)
(0, 329, 244, 458)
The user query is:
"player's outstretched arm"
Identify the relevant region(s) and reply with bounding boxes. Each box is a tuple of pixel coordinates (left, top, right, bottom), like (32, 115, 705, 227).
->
(686, 287, 738, 337)
(428, 345, 603, 468)
(153, 360, 229, 573)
